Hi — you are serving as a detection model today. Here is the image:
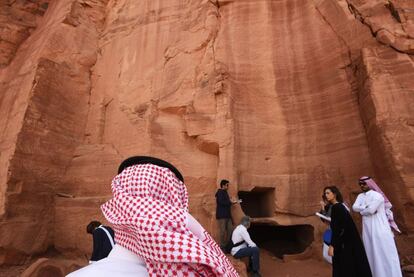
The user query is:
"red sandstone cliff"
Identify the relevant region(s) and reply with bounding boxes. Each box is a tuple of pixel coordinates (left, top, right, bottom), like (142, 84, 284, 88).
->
(0, 0, 413, 275)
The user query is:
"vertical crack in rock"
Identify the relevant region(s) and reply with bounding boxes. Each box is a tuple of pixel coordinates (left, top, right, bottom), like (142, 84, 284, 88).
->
(53, 0, 110, 178)
(98, 98, 113, 144)
(159, 0, 232, 157)
(354, 47, 414, 232)
(314, 2, 353, 64)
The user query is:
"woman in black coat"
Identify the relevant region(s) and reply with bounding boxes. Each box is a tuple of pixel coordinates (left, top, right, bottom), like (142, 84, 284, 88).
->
(323, 186, 372, 277)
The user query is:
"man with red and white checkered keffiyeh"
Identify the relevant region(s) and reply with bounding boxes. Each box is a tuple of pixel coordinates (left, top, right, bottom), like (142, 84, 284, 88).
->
(67, 156, 239, 277)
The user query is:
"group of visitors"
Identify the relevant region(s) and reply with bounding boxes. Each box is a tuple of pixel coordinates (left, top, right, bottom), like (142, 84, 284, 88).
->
(66, 155, 403, 277)
(215, 175, 403, 277)
(215, 179, 261, 276)
(320, 177, 402, 277)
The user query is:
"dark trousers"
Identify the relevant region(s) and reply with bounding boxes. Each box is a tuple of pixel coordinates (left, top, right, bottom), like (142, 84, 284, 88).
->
(234, 247, 260, 272)
(218, 218, 232, 248)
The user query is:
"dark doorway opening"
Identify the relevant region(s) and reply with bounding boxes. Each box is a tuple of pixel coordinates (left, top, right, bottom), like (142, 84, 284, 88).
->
(238, 187, 275, 218)
(249, 223, 314, 258)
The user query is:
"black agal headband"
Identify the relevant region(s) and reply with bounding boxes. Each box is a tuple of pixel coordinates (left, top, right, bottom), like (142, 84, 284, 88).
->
(118, 156, 184, 182)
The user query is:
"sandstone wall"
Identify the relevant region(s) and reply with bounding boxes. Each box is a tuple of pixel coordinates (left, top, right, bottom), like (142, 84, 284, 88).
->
(0, 0, 413, 266)
(216, 0, 377, 218)
(0, 0, 106, 264)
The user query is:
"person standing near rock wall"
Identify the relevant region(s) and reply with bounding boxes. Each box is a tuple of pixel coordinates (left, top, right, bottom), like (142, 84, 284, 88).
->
(324, 186, 372, 277)
(215, 179, 238, 250)
(352, 176, 402, 277)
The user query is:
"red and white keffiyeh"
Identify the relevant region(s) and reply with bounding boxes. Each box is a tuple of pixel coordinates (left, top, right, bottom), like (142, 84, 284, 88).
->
(101, 163, 239, 276)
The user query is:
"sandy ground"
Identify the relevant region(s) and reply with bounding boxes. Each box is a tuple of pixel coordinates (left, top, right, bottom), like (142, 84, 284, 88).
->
(259, 250, 331, 277)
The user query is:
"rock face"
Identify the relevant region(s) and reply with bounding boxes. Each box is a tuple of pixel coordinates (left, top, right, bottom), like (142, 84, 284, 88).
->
(0, 1, 49, 67)
(0, 0, 107, 264)
(0, 0, 413, 271)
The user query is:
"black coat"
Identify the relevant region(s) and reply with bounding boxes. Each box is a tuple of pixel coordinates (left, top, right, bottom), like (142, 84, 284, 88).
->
(215, 189, 232, 219)
(91, 226, 115, 261)
(330, 203, 372, 277)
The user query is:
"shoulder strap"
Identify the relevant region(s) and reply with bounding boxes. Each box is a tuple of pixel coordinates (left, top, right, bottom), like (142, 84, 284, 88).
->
(98, 226, 115, 247)
(233, 240, 245, 248)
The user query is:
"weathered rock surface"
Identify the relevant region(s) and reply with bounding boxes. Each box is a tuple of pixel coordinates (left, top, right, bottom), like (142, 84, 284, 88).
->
(403, 264, 414, 277)
(356, 46, 414, 231)
(0, 1, 49, 67)
(0, 0, 413, 274)
(347, 0, 414, 54)
(20, 257, 82, 277)
(0, 0, 107, 265)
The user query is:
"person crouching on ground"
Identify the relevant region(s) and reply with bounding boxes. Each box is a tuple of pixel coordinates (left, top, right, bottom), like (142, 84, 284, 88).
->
(231, 216, 261, 277)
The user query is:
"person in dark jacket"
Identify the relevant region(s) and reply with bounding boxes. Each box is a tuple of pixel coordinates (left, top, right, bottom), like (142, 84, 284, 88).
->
(323, 186, 372, 277)
(215, 179, 237, 249)
(86, 220, 115, 263)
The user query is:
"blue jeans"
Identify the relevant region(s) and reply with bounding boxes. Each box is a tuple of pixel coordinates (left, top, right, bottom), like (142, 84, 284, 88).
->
(234, 247, 260, 272)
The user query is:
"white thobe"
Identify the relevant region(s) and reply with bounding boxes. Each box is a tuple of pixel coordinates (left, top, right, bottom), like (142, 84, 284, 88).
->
(352, 190, 402, 277)
(66, 245, 148, 277)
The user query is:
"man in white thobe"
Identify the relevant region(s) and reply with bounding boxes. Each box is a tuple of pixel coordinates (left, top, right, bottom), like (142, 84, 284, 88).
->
(352, 176, 402, 277)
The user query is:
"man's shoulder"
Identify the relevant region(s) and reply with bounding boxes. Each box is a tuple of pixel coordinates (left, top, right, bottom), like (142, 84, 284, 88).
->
(67, 262, 108, 277)
(102, 225, 114, 232)
(93, 227, 111, 238)
(234, 224, 246, 232)
(93, 227, 105, 234)
(356, 192, 365, 198)
(368, 190, 384, 200)
(66, 258, 148, 277)
(216, 189, 228, 195)
(95, 226, 114, 232)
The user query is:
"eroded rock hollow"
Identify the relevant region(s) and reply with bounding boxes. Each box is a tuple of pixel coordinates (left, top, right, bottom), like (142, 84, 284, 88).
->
(0, 0, 413, 274)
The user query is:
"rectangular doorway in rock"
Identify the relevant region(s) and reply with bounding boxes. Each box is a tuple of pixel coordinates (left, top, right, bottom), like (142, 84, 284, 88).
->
(249, 223, 314, 259)
(238, 187, 275, 218)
